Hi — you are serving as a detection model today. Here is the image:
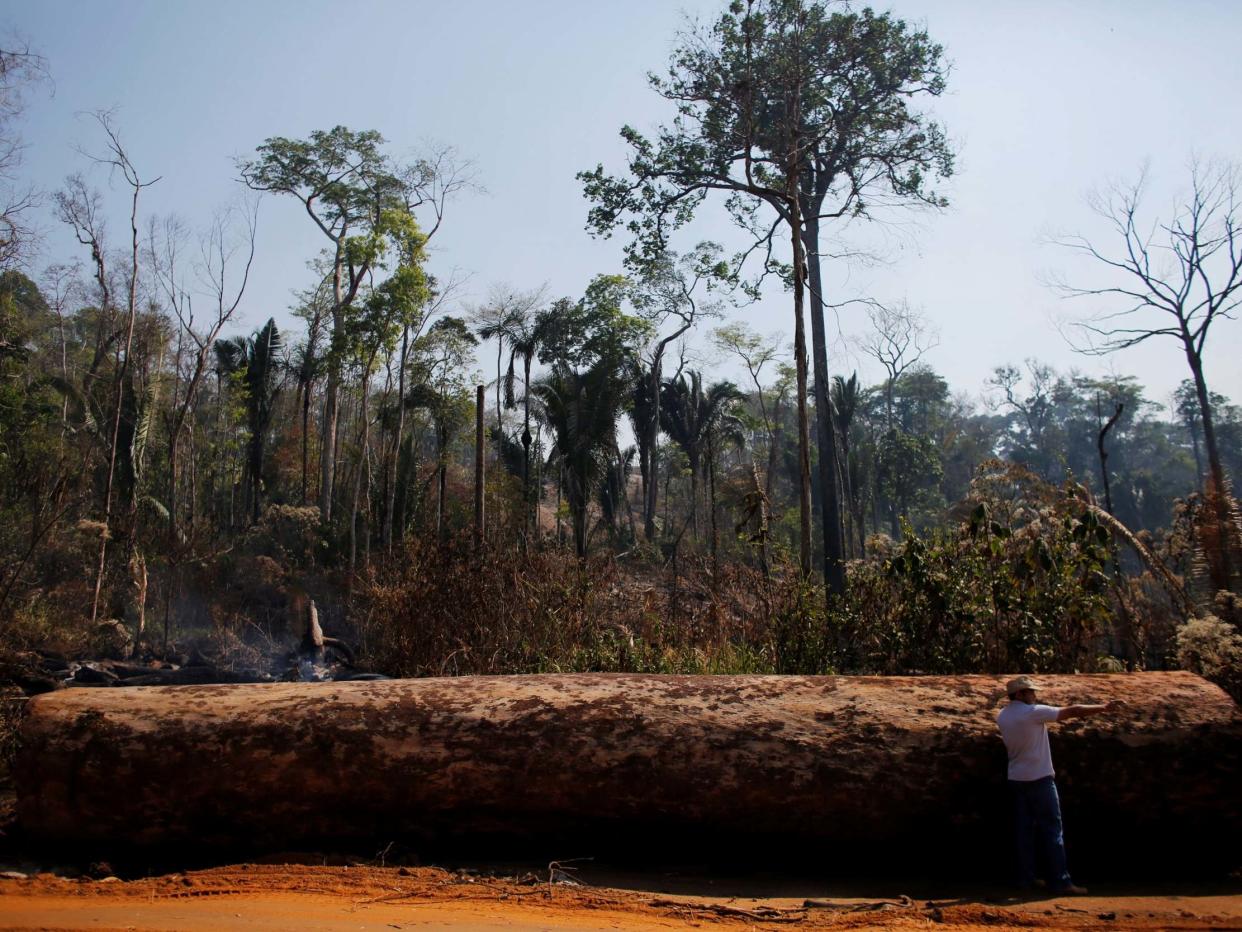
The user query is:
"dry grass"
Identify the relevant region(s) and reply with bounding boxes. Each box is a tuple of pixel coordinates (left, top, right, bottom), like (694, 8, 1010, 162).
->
(353, 534, 828, 677)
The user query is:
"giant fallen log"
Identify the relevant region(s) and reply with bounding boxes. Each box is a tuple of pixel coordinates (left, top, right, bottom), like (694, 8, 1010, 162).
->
(15, 672, 1241, 871)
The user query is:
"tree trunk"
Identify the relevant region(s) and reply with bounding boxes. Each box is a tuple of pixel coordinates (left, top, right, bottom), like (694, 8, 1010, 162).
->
(16, 673, 1239, 873)
(349, 369, 374, 575)
(708, 434, 718, 567)
(556, 463, 563, 545)
(301, 370, 313, 506)
(475, 384, 485, 549)
(789, 203, 813, 577)
(320, 372, 339, 523)
(90, 181, 143, 627)
(1188, 350, 1235, 590)
(689, 452, 699, 541)
(767, 391, 783, 503)
(573, 494, 588, 559)
(383, 327, 409, 552)
(167, 433, 181, 540)
(249, 428, 265, 527)
(521, 354, 533, 546)
(320, 274, 346, 524)
(436, 456, 447, 544)
(1187, 417, 1205, 493)
(802, 213, 846, 597)
(645, 354, 663, 542)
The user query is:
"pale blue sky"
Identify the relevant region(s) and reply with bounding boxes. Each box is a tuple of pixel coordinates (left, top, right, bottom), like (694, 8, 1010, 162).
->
(7, 0, 1242, 408)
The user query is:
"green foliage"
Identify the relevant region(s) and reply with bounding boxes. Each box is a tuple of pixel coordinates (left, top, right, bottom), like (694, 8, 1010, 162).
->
(660, 371, 745, 478)
(534, 277, 650, 371)
(240, 127, 399, 234)
(836, 462, 1115, 673)
(580, 0, 952, 272)
(216, 318, 283, 522)
(875, 427, 943, 530)
(534, 358, 630, 556)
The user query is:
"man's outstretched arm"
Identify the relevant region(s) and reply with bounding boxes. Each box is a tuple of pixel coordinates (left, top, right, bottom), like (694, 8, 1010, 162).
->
(1056, 699, 1128, 722)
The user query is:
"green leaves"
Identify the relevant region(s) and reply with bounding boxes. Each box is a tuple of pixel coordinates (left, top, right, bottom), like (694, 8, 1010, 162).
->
(534, 278, 650, 372)
(581, 1, 953, 282)
(240, 127, 394, 233)
(534, 358, 632, 556)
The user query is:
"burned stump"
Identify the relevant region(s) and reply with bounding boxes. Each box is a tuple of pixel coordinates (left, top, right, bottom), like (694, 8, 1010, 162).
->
(14, 673, 1241, 871)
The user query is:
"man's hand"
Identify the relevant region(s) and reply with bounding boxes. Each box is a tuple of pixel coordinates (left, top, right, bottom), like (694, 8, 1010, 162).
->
(1104, 699, 1128, 713)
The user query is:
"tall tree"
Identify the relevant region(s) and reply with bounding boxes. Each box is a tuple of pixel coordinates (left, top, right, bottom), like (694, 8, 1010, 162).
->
(582, 0, 952, 595)
(580, 3, 817, 574)
(830, 372, 864, 555)
(151, 202, 258, 541)
(408, 316, 477, 539)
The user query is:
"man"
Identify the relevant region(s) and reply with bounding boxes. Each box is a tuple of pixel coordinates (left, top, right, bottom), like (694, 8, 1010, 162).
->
(994, 676, 1126, 895)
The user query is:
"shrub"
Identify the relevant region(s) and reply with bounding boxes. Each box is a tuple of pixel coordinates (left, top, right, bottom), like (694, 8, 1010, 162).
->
(830, 462, 1117, 674)
(1176, 615, 1242, 704)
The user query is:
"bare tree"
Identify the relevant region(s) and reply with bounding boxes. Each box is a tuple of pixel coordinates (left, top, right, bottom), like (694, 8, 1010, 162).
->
(152, 201, 258, 540)
(857, 299, 939, 430)
(0, 40, 50, 268)
(1054, 160, 1242, 589)
(40, 263, 82, 428)
(988, 359, 1058, 481)
(57, 113, 159, 627)
(711, 321, 784, 500)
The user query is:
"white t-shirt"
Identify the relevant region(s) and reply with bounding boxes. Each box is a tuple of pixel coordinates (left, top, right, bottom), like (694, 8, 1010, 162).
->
(996, 701, 1061, 782)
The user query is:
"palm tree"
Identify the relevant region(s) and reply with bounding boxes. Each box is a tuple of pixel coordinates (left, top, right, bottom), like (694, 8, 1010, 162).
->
(659, 371, 745, 542)
(215, 318, 283, 525)
(474, 285, 544, 436)
(504, 317, 545, 541)
(533, 360, 628, 558)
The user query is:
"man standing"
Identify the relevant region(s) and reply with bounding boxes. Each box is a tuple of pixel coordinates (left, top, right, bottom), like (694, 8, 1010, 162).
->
(995, 676, 1126, 895)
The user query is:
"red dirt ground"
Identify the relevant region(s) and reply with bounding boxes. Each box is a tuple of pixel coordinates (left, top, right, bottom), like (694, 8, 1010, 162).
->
(2, 864, 1240, 931)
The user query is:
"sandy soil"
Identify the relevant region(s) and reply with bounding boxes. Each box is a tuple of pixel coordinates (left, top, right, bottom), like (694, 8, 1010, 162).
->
(2, 864, 1240, 931)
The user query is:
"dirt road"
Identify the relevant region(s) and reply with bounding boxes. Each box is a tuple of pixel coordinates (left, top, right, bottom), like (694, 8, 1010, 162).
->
(2, 864, 1239, 931)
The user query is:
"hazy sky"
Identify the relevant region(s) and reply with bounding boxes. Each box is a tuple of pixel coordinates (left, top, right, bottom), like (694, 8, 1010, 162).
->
(8, 0, 1242, 411)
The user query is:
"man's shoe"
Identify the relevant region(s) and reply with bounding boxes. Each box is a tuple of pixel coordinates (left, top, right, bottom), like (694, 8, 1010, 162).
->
(1053, 884, 1089, 896)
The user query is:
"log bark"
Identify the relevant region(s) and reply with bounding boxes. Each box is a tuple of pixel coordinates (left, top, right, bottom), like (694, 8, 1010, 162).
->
(15, 673, 1241, 869)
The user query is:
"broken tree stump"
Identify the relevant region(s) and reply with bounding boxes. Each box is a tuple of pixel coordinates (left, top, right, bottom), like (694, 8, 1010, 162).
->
(14, 673, 1241, 869)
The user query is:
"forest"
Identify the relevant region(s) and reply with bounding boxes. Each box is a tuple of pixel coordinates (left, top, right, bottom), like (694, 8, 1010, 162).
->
(0, 0, 1240, 711)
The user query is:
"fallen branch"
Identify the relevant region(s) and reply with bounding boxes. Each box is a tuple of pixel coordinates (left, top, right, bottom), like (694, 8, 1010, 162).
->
(648, 898, 807, 922)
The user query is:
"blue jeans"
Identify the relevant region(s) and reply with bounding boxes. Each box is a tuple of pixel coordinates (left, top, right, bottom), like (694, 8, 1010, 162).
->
(1010, 776, 1073, 891)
